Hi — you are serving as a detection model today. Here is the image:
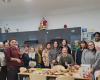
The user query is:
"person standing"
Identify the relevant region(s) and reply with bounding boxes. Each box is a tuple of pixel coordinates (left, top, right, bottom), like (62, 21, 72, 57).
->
(60, 39, 71, 54)
(49, 41, 60, 67)
(4, 39, 23, 80)
(81, 41, 100, 71)
(35, 44, 44, 68)
(75, 41, 88, 65)
(72, 40, 80, 61)
(0, 42, 7, 80)
(22, 46, 32, 68)
(93, 32, 100, 51)
(42, 42, 51, 68)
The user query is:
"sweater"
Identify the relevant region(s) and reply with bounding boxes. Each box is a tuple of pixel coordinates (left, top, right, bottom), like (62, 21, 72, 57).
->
(81, 49, 100, 70)
(59, 54, 74, 68)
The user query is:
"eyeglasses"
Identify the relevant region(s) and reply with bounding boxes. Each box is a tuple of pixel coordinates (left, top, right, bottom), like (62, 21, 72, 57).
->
(88, 44, 94, 46)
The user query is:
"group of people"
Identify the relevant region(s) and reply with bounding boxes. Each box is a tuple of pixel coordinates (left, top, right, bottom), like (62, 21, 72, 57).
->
(0, 32, 100, 80)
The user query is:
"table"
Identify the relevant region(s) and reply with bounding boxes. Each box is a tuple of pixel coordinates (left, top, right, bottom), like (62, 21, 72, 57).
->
(18, 68, 92, 80)
(18, 73, 92, 80)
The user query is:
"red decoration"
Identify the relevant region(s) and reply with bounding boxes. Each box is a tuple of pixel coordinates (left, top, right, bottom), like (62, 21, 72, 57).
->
(64, 24, 67, 29)
(39, 17, 48, 30)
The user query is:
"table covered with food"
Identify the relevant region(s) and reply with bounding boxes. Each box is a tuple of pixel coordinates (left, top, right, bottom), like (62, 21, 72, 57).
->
(18, 65, 92, 80)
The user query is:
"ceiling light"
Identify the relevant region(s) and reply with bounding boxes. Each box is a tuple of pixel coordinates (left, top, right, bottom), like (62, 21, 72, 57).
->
(24, 0, 32, 2)
(2, 0, 11, 3)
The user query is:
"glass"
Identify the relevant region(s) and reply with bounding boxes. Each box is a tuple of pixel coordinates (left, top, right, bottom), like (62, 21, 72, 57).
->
(88, 44, 94, 46)
(57, 56, 60, 62)
(65, 61, 69, 69)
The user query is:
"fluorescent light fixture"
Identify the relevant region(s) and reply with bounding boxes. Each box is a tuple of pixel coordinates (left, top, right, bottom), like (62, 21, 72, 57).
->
(24, 0, 32, 2)
(2, 0, 11, 3)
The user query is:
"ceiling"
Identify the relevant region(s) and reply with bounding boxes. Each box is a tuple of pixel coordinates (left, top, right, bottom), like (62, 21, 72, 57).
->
(0, 0, 100, 21)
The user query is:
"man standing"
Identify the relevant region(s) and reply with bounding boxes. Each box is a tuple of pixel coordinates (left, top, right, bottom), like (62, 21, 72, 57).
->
(93, 32, 100, 51)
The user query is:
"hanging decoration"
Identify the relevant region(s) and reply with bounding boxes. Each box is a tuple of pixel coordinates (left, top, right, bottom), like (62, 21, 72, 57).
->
(39, 17, 48, 30)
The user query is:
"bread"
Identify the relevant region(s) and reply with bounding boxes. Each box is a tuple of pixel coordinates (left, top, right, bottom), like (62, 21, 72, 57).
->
(20, 67, 27, 73)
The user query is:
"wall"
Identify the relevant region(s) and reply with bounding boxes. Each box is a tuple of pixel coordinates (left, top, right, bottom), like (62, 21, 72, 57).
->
(0, 8, 100, 33)
(47, 9, 100, 32)
(0, 27, 81, 46)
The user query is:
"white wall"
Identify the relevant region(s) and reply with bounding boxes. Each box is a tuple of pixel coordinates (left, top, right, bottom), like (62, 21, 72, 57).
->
(47, 8, 100, 32)
(0, 8, 100, 33)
